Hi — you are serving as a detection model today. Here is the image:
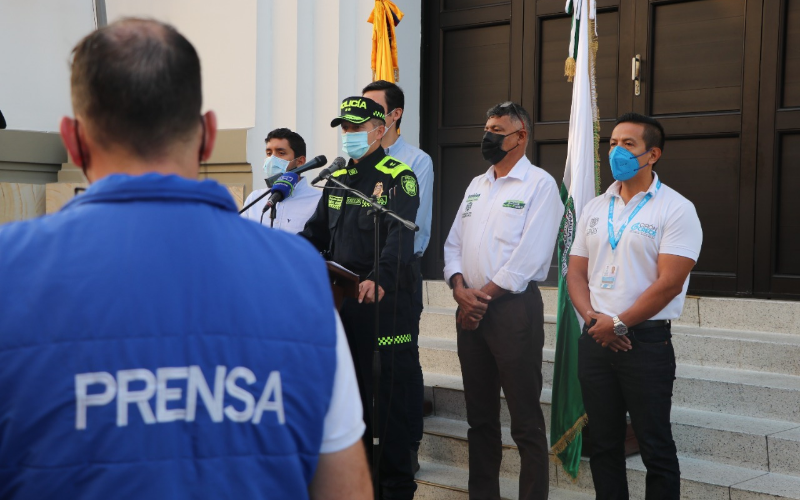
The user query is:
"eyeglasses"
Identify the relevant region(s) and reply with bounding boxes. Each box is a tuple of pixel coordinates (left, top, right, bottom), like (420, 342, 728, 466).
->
(499, 101, 526, 130)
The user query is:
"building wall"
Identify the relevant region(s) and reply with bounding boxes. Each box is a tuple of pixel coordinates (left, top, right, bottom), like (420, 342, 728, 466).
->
(105, 0, 257, 131)
(247, 0, 423, 190)
(0, 0, 423, 195)
(0, 0, 95, 133)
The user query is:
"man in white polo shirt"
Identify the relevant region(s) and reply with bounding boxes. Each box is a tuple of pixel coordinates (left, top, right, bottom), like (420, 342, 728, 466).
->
(444, 102, 562, 500)
(241, 128, 322, 232)
(568, 113, 703, 500)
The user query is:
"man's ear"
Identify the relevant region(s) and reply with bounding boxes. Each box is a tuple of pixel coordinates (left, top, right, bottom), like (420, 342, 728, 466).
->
(294, 155, 306, 167)
(647, 147, 662, 166)
(199, 111, 218, 162)
(517, 128, 529, 146)
(59, 116, 87, 167)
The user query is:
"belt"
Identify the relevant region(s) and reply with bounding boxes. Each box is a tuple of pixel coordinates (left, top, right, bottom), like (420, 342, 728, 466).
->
(628, 319, 670, 331)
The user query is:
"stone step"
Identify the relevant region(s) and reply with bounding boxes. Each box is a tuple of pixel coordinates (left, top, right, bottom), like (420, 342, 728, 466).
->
(423, 280, 800, 335)
(420, 416, 800, 499)
(424, 373, 800, 472)
(415, 460, 594, 500)
(768, 427, 800, 477)
(420, 307, 800, 377)
(560, 453, 800, 500)
(420, 336, 800, 423)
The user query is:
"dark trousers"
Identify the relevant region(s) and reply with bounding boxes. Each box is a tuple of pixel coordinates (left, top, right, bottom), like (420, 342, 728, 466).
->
(407, 267, 424, 452)
(340, 291, 417, 500)
(456, 283, 549, 500)
(578, 323, 680, 500)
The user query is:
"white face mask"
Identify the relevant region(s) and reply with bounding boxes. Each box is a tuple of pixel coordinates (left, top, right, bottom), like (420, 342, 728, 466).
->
(341, 125, 383, 160)
(263, 156, 291, 177)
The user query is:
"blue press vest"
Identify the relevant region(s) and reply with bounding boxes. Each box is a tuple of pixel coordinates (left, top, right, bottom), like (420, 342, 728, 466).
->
(0, 174, 337, 499)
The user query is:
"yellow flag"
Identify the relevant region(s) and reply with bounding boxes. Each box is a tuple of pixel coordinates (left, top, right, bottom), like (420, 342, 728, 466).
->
(367, 0, 404, 82)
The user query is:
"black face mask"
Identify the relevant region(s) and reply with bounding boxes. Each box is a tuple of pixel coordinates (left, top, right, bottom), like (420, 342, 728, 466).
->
(481, 130, 520, 165)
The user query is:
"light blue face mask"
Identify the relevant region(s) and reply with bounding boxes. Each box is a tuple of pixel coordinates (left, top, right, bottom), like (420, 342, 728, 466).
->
(263, 156, 291, 177)
(609, 146, 651, 181)
(342, 126, 381, 160)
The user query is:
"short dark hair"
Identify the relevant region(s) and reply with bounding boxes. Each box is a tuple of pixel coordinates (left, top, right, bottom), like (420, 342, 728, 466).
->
(265, 128, 306, 158)
(615, 112, 665, 152)
(70, 18, 202, 159)
(362, 80, 405, 129)
(486, 101, 531, 135)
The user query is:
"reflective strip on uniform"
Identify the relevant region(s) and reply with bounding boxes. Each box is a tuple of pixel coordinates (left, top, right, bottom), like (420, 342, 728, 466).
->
(375, 156, 412, 178)
(377, 334, 412, 346)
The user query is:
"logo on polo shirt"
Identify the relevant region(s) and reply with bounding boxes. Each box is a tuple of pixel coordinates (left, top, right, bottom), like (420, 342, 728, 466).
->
(463, 201, 473, 218)
(630, 222, 658, 239)
(587, 217, 599, 235)
(502, 200, 525, 209)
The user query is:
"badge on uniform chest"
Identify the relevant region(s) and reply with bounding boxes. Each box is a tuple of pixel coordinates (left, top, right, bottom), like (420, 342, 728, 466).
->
(601, 264, 618, 289)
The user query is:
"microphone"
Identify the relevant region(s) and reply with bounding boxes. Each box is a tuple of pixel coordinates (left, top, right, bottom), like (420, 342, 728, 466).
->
(311, 157, 347, 185)
(265, 155, 327, 186)
(262, 172, 300, 213)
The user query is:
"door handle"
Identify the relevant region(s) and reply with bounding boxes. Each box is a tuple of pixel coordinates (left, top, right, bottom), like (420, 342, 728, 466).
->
(632, 54, 641, 96)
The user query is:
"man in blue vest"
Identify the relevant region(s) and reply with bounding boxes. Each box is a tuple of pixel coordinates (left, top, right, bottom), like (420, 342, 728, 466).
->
(0, 18, 370, 500)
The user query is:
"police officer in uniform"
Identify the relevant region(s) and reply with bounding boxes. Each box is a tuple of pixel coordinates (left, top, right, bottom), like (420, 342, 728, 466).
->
(301, 96, 420, 500)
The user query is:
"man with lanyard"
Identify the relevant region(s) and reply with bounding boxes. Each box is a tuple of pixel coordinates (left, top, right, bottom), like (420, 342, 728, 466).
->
(300, 96, 420, 500)
(443, 102, 563, 500)
(0, 19, 370, 499)
(241, 128, 321, 232)
(362, 80, 433, 473)
(568, 113, 703, 499)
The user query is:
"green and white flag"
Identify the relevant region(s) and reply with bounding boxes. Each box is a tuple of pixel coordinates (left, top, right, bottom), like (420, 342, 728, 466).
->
(550, 0, 600, 480)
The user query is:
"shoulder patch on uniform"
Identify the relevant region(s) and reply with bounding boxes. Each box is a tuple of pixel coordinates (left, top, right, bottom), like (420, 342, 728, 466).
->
(375, 156, 412, 178)
(401, 175, 418, 197)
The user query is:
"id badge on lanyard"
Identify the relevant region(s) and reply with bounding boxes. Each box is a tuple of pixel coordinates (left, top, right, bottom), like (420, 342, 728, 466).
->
(604, 180, 661, 289)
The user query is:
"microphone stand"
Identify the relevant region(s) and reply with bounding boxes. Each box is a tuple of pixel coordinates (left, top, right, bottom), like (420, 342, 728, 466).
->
(239, 185, 272, 215)
(313, 174, 417, 497)
(269, 204, 277, 228)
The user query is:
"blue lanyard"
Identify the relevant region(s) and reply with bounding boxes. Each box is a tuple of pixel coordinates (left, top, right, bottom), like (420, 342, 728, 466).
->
(607, 180, 661, 250)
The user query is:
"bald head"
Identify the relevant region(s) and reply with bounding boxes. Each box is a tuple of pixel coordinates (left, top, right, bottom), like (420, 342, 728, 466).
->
(70, 18, 202, 159)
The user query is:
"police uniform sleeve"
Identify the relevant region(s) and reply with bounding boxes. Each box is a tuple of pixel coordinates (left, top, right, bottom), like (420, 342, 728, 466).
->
(367, 170, 420, 293)
(320, 312, 366, 453)
(298, 181, 331, 252)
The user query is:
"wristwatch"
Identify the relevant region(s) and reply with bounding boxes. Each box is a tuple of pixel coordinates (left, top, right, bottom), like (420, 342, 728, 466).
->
(612, 316, 628, 336)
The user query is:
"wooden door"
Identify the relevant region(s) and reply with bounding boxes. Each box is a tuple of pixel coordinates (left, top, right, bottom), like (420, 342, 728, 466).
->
(422, 0, 796, 298)
(529, 0, 763, 294)
(754, 0, 800, 298)
(421, 0, 525, 280)
(630, 0, 763, 296)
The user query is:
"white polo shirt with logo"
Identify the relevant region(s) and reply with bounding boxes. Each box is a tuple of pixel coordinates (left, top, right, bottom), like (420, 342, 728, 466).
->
(570, 172, 702, 320)
(443, 156, 563, 292)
